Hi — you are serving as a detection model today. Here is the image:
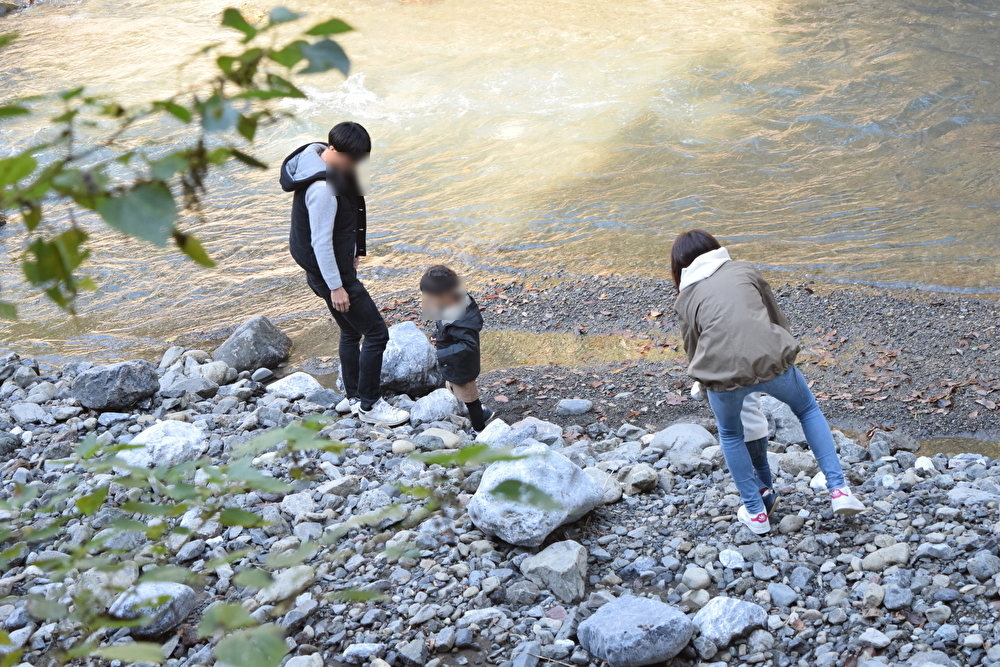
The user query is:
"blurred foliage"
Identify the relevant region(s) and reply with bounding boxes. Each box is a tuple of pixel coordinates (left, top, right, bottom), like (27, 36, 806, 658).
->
(0, 6, 355, 318)
(0, 414, 555, 666)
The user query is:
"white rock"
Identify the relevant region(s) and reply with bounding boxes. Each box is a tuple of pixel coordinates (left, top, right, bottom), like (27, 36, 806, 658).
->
(256, 565, 315, 604)
(468, 442, 603, 547)
(118, 421, 207, 468)
(476, 418, 511, 445)
(519, 540, 588, 603)
(409, 388, 465, 426)
(9, 403, 47, 424)
(281, 491, 316, 517)
(266, 372, 324, 400)
(584, 467, 623, 505)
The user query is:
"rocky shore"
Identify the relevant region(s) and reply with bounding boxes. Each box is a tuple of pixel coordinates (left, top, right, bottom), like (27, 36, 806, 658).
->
(2, 314, 1000, 667)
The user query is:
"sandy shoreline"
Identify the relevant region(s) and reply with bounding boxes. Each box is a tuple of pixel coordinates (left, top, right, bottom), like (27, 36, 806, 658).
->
(283, 270, 1000, 451)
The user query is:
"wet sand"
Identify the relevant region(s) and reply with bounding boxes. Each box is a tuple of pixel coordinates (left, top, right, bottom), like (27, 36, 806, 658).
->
(282, 268, 1000, 455)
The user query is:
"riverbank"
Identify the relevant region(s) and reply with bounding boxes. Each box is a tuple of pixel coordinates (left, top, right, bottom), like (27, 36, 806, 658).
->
(269, 271, 1000, 450)
(1, 333, 999, 667)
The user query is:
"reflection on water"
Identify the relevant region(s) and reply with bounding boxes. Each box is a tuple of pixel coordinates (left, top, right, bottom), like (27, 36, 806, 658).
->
(2, 0, 1000, 361)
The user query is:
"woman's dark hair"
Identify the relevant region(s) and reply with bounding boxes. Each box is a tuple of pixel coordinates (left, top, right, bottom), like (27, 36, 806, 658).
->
(420, 265, 461, 295)
(328, 121, 372, 156)
(671, 229, 722, 289)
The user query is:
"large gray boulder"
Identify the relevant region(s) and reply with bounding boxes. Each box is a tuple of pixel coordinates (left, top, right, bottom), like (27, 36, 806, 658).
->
(467, 442, 603, 547)
(646, 423, 715, 471)
(577, 595, 694, 667)
(117, 421, 207, 468)
(108, 582, 197, 638)
(759, 396, 806, 445)
(377, 321, 441, 395)
(212, 315, 292, 372)
(409, 388, 465, 426)
(519, 540, 588, 603)
(71, 360, 159, 410)
(693, 596, 767, 648)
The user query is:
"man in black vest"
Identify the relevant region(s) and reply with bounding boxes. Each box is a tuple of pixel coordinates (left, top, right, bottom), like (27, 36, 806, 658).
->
(280, 122, 409, 426)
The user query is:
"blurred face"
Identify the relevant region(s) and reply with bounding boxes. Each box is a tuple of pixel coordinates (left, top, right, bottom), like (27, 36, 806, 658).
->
(422, 290, 465, 321)
(322, 147, 368, 175)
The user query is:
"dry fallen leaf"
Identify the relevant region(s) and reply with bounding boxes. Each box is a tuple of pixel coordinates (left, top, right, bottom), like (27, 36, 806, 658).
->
(494, 395, 509, 403)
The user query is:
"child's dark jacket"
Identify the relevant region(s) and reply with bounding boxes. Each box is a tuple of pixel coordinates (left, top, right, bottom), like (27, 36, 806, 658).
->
(434, 296, 483, 385)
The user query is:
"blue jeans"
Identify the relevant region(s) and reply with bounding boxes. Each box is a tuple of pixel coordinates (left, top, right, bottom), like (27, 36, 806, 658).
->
(707, 366, 846, 514)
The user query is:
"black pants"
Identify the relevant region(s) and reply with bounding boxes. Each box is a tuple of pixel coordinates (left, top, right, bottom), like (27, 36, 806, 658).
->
(308, 274, 388, 410)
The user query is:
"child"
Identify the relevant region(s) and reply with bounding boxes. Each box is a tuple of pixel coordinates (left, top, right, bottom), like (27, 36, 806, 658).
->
(692, 383, 779, 514)
(672, 230, 865, 535)
(420, 265, 494, 435)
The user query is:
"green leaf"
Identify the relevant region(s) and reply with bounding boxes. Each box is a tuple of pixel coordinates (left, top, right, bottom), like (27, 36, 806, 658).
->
(265, 541, 317, 569)
(139, 565, 197, 584)
(265, 73, 306, 98)
(299, 39, 350, 75)
(75, 486, 108, 515)
(201, 95, 239, 133)
(268, 7, 303, 24)
(232, 568, 272, 590)
(306, 19, 353, 36)
(122, 499, 189, 517)
(97, 182, 177, 246)
(0, 154, 37, 188)
(412, 444, 527, 467)
(0, 33, 18, 51)
(27, 596, 69, 621)
(221, 8, 257, 42)
(91, 642, 165, 664)
(219, 508, 266, 527)
(326, 588, 386, 602)
(149, 152, 189, 180)
(269, 41, 305, 68)
(0, 105, 29, 119)
(230, 149, 268, 169)
(214, 625, 287, 667)
(0, 302, 16, 320)
(59, 87, 85, 101)
(490, 479, 562, 510)
(237, 114, 257, 141)
(153, 101, 193, 123)
(198, 603, 257, 638)
(22, 229, 91, 304)
(174, 231, 216, 268)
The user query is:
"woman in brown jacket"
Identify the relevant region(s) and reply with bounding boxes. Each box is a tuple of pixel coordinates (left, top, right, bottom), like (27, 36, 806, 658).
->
(672, 230, 865, 535)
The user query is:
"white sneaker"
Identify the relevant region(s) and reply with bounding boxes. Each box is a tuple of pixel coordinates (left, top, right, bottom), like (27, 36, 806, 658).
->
(335, 397, 360, 414)
(737, 505, 771, 535)
(358, 398, 410, 426)
(831, 487, 866, 515)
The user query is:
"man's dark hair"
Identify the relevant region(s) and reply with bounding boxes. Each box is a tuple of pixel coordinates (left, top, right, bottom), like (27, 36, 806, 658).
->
(671, 229, 722, 289)
(328, 121, 372, 156)
(420, 265, 461, 295)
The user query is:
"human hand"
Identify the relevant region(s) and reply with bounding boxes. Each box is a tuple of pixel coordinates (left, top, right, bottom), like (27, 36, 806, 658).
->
(330, 287, 350, 312)
(354, 256, 361, 269)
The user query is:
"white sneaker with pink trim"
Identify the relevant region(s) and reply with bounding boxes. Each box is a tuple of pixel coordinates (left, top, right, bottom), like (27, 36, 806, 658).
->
(831, 487, 866, 515)
(737, 505, 771, 535)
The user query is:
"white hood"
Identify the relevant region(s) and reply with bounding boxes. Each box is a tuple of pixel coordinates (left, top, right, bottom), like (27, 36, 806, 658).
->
(679, 247, 731, 291)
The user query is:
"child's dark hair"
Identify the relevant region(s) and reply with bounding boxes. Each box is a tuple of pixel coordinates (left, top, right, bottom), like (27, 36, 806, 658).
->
(328, 121, 372, 156)
(671, 229, 722, 289)
(420, 265, 461, 295)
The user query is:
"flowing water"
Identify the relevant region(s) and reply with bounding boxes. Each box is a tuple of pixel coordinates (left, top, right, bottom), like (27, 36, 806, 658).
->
(2, 0, 1000, 362)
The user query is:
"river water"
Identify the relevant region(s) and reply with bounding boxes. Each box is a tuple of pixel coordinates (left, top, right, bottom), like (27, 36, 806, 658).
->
(2, 0, 1000, 362)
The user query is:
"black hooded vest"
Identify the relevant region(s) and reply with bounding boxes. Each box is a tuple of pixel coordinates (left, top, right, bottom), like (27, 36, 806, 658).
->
(279, 143, 367, 288)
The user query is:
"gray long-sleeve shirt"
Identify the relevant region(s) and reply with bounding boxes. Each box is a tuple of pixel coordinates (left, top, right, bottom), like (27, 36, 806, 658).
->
(304, 180, 342, 291)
